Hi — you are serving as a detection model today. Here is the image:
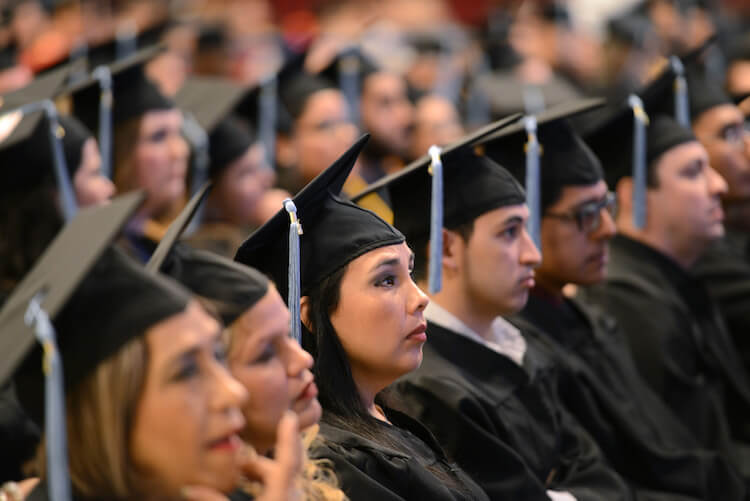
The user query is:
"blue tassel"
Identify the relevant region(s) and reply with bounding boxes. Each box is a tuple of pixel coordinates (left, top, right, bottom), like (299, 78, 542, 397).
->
(670, 57, 690, 127)
(25, 294, 72, 501)
(428, 146, 444, 294)
(92, 66, 113, 180)
(41, 101, 78, 222)
(628, 95, 649, 229)
(284, 199, 303, 343)
(339, 51, 361, 127)
(258, 75, 278, 170)
(524, 116, 541, 253)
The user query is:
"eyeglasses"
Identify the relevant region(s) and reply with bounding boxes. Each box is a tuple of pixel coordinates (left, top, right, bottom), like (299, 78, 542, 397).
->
(718, 123, 748, 148)
(545, 192, 617, 233)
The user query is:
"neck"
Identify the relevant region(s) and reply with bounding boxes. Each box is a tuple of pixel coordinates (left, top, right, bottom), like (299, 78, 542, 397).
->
(617, 218, 704, 269)
(352, 372, 389, 423)
(425, 280, 497, 341)
(723, 199, 750, 233)
(533, 273, 566, 299)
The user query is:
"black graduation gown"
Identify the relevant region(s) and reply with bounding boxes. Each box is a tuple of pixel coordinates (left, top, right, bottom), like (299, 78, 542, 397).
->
(310, 406, 490, 501)
(583, 235, 750, 477)
(693, 230, 750, 370)
(0, 383, 39, 483)
(394, 321, 635, 501)
(511, 291, 746, 500)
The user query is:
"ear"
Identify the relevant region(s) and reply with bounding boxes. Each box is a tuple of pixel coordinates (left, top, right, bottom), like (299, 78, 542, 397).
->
(300, 296, 311, 330)
(615, 177, 632, 215)
(441, 228, 462, 274)
(275, 133, 297, 169)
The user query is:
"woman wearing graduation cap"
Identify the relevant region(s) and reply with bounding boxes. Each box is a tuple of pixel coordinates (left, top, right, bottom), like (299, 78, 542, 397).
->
(146, 210, 345, 500)
(70, 46, 190, 262)
(236, 135, 489, 501)
(2, 195, 303, 501)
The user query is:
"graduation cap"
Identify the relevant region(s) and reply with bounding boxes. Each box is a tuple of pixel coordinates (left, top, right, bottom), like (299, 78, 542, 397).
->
(317, 47, 381, 126)
(0, 191, 145, 501)
(69, 46, 173, 140)
(351, 112, 524, 293)
(175, 76, 258, 180)
(583, 75, 697, 228)
(235, 134, 404, 342)
(0, 98, 89, 221)
(476, 98, 606, 248)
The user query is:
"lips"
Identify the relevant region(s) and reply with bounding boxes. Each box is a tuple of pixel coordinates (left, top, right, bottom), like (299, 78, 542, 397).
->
(297, 380, 318, 402)
(207, 432, 243, 452)
(406, 323, 427, 342)
(519, 272, 535, 289)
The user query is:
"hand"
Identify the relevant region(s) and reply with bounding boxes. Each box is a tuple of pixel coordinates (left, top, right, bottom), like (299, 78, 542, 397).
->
(182, 411, 303, 501)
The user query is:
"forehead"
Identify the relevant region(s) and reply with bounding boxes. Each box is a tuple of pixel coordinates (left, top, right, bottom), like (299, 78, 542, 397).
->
(554, 181, 608, 208)
(146, 301, 219, 362)
(476, 203, 529, 227)
(348, 242, 411, 270)
(699, 104, 744, 129)
(655, 140, 707, 172)
(363, 72, 407, 98)
(141, 107, 182, 129)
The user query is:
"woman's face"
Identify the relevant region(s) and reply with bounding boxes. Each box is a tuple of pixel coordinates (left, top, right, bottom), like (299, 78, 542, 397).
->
(131, 301, 248, 496)
(294, 89, 358, 184)
(212, 143, 275, 227)
(73, 138, 115, 206)
(329, 242, 429, 394)
(131, 109, 189, 217)
(229, 287, 320, 455)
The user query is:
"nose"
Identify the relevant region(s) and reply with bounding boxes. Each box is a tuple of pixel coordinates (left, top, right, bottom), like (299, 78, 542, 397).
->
(520, 227, 542, 268)
(170, 131, 190, 164)
(707, 165, 728, 197)
(593, 206, 617, 240)
(210, 362, 249, 412)
(101, 177, 116, 200)
(408, 278, 429, 314)
(283, 337, 314, 377)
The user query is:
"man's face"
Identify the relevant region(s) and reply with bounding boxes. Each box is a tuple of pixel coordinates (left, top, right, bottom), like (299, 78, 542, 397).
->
(692, 104, 750, 201)
(360, 72, 414, 159)
(648, 141, 727, 249)
(538, 180, 616, 289)
(453, 204, 541, 317)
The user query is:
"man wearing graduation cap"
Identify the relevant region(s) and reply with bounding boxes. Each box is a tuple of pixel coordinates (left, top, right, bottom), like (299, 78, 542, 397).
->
(581, 67, 750, 479)
(479, 98, 747, 499)
(685, 68, 750, 372)
(356, 106, 634, 501)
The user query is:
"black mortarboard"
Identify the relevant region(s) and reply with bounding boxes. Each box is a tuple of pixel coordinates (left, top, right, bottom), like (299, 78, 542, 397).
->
(0, 190, 180, 501)
(69, 46, 173, 134)
(478, 98, 606, 213)
(0, 190, 145, 393)
(606, 9, 653, 49)
(175, 76, 257, 179)
(160, 245, 269, 327)
(685, 68, 733, 119)
(351, 113, 524, 292)
(235, 134, 403, 340)
(584, 92, 696, 228)
(278, 52, 336, 128)
(0, 66, 86, 220)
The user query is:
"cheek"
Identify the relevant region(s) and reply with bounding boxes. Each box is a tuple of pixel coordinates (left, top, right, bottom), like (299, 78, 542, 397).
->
(231, 362, 289, 442)
(333, 295, 404, 360)
(131, 385, 205, 490)
(134, 145, 170, 187)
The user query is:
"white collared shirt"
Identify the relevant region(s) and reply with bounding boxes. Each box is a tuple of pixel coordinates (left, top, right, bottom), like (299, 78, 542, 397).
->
(424, 301, 527, 366)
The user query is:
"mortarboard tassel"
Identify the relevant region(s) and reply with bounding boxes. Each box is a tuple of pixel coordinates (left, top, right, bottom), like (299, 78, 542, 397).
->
(92, 66, 113, 180)
(115, 20, 137, 61)
(284, 199, 303, 343)
(25, 293, 72, 501)
(671, 56, 690, 127)
(427, 145, 444, 294)
(32, 100, 78, 222)
(628, 94, 650, 229)
(339, 51, 361, 127)
(524, 115, 542, 253)
(258, 75, 278, 170)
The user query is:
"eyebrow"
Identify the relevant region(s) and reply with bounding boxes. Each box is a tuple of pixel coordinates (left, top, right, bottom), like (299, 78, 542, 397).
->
(373, 257, 400, 271)
(502, 215, 525, 227)
(572, 196, 604, 210)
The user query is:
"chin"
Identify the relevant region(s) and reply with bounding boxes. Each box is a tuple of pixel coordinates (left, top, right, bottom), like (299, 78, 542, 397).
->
(296, 399, 322, 430)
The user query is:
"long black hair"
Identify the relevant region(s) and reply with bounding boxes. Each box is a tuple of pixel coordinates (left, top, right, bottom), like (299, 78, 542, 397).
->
(302, 264, 465, 490)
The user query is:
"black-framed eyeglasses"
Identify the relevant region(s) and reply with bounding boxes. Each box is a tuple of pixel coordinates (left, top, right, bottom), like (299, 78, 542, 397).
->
(545, 192, 617, 233)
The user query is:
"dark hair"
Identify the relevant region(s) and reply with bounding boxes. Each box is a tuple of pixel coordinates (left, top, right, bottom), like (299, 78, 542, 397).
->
(0, 186, 64, 296)
(302, 265, 464, 490)
(411, 220, 475, 283)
